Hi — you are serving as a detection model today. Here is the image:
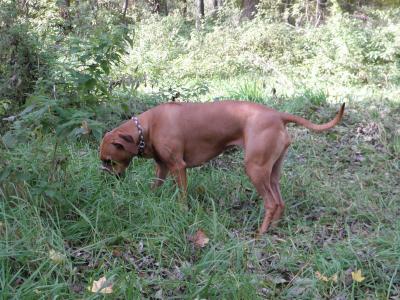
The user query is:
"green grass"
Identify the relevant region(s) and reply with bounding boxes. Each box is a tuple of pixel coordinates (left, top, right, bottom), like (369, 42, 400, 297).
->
(1, 90, 399, 299)
(1, 8, 400, 298)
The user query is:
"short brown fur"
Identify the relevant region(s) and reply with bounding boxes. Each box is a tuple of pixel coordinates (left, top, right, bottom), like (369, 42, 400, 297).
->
(99, 101, 345, 235)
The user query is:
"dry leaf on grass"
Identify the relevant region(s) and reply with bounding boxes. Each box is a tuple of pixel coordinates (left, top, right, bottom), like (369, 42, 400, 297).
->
(154, 289, 163, 299)
(90, 276, 113, 294)
(265, 274, 287, 284)
(112, 248, 122, 257)
(0, 222, 5, 235)
(286, 278, 313, 298)
(81, 120, 91, 135)
(49, 249, 66, 264)
(188, 229, 209, 248)
(315, 271, 329, 282)
(315, 271, 338, 283)
(351, 270, 365, 282)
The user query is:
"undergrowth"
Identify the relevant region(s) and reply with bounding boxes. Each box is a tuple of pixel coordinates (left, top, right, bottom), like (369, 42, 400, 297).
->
(1, 5, 400, 300)
(1, 90, 399, 298)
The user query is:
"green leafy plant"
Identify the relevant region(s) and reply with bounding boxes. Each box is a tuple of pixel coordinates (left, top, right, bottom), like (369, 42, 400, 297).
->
(2, 14, 133, 145)
(226, 80, 266, 103)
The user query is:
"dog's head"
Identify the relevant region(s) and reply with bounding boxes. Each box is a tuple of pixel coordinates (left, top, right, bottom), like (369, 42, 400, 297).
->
(99, 130, 139, 177)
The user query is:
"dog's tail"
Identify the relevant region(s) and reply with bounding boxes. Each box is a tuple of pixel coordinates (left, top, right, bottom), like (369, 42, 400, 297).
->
(281, 103, 345, 132)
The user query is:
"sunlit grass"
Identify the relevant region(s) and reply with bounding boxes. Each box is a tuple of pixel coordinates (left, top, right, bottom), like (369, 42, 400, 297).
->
(1, 87, 399, 298)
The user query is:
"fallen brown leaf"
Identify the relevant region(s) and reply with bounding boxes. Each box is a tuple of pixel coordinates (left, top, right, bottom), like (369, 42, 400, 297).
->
(112, 248, 122, 257)
(188, 229, 209, 248)
(81, 120, 91, 135)
(14, 278, 24, 286)
(315, 271, 338, 283)
(315, 271, 329, 282)
(90, 276, 113, 294)
(0, 222, 5, 236)
(70, 283, 85, 294)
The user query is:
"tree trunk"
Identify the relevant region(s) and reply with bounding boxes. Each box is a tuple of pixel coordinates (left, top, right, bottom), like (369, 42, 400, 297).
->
(182, 0, 187, 17)
(240, 0, 259, 21)
(211, 0, 222, 17)
(315, 0, 327, 26)
(123, 0, 129, 17)
(165, 0, 169, 15)
(199, 0, 204, 18)
(153, 0, 168, 15)
(57, 0, 72, 33)
(58, 0, 70, 20)
(195, 0, 204, 29)
(213, 0, 218, 11)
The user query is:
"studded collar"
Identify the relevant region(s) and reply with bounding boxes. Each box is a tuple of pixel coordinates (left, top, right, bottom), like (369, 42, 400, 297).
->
(131, 116, 145, 156)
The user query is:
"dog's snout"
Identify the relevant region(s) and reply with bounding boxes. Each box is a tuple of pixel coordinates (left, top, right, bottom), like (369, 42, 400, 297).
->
(100, 165, 115, 176)
(100, 164, 124, 179)
(100, 165, 110, 172)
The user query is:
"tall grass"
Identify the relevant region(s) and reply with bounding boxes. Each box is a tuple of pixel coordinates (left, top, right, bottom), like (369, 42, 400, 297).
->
(1, 87, 399, 298)
(1, 7, 400, 299)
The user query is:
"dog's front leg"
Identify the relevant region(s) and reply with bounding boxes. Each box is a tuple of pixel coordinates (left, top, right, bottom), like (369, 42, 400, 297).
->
(152, 162, 169, 189)
(169, 165, 188, 210)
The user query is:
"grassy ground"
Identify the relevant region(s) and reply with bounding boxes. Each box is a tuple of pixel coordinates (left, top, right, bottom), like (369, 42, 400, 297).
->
(1, 85, 399, 299)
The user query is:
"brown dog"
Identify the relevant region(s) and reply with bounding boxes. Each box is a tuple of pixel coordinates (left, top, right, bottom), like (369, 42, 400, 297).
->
(100, 101, 344, 235)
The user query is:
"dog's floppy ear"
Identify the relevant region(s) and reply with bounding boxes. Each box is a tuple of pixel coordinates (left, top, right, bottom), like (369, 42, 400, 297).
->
(112, 142, 125, 150)
(119, 134, 135, 144)
(113, 133, 137, 154)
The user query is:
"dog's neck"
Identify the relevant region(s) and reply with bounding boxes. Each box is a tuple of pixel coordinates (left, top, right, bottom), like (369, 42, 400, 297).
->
(132, 116, 145, 156)
(132, 114, 153, 158)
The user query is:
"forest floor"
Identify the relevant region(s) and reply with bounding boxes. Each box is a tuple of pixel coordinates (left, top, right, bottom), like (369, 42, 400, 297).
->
(1, 82, 399, 299)
(1, 10, 400, 299)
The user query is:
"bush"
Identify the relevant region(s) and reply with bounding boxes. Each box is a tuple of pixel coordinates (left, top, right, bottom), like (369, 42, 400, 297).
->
(1, 2, 134, 145)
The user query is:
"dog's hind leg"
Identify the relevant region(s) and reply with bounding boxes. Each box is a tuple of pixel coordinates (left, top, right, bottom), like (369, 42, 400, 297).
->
(270, 150, 288, 224)
(245, 161, 276, 235)
(270, 133, 290, 224)
(244, 137, 280, 234)
(244, 128, 288, 235)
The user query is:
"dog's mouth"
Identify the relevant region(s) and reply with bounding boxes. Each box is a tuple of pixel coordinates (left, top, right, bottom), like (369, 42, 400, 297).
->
(100, 165, 123, 178)
(100, 165, 112, 173)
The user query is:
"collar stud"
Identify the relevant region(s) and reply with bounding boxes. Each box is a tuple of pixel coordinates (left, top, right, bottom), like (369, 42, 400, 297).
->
(131, 116, 145, 156)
